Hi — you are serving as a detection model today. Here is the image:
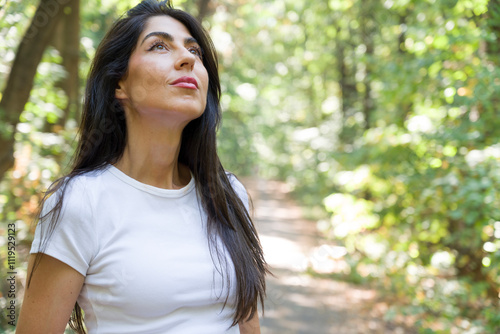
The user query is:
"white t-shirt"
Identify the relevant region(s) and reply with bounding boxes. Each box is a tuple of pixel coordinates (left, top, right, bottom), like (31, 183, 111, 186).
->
(30, 165, 249, 334)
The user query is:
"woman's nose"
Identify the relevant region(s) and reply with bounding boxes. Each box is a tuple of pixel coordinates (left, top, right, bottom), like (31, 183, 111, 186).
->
(175, 48, 196, 71)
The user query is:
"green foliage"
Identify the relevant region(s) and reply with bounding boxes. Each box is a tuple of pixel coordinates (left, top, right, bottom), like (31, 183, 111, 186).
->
(212, 0, 500, 332)
(300, 0, 499, 331)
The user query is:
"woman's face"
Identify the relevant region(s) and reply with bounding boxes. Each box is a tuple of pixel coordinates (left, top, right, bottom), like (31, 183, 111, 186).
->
(116, 15, 209, 128)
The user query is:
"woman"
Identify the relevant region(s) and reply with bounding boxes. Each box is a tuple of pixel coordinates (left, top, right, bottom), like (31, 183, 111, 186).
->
(16, 1, 268, 333)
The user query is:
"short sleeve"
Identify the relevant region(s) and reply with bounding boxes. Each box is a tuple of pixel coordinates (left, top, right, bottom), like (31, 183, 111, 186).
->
(30, 177, 96, 276)
(227, 173, 250, 212)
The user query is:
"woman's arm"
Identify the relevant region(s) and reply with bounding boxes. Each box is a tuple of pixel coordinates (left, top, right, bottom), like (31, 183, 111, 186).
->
(16, 253, 85, 334)
(238, 313, 261, 334)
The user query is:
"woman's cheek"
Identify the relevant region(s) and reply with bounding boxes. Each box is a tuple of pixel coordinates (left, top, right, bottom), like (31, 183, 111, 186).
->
(130, 86, 148, 103)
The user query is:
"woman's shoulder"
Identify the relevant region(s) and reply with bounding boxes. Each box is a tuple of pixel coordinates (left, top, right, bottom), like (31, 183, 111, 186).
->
(225, 171, 249, 209)
(62, 165, 115, 191)
(225, 171, 246, 190)
(42, 167, 111, 213)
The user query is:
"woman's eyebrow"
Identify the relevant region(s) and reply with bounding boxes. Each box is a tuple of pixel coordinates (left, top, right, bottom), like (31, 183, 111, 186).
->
(141, 31, 199, 46)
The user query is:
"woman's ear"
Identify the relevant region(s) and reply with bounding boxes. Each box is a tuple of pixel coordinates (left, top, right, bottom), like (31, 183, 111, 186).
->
(115, 81, 128, 100)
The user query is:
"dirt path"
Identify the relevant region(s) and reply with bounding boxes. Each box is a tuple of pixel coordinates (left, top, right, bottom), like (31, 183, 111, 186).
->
(241, 177, 410, 334)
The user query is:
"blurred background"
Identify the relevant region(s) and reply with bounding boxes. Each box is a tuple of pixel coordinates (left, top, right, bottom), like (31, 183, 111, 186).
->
(0, 0, 499, 333)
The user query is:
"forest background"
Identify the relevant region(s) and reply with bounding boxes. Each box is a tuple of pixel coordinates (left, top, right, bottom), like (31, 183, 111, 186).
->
(0, 0, 499, 333)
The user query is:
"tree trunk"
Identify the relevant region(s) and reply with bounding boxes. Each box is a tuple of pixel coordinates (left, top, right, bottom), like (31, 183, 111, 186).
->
(337, 38, 347, 118)
(51, 0, 80, 129)
(337, 31, 356, 118)
(337, 27, 357, 143)
(196, 0, 212, 23)
(398, 14, 407, 53)
(396, 11, 413, 127)
(360, 0, 374, 130)
(486, 0, 500, 64)
(0, 0, 70, 181)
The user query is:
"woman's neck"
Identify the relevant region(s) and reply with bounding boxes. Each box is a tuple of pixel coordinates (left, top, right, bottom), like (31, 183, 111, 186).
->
(113, 122, 191, 190)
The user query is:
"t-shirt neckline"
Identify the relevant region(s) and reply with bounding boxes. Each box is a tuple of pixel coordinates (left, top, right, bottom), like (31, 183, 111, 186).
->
(106, 164, 195, 198)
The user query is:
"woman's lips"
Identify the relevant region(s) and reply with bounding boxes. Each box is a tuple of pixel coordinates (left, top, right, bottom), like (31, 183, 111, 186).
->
(170, 76, 198, 90)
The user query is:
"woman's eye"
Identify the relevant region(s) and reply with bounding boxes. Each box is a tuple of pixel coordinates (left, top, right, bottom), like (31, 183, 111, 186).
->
(149, 42, 168, 51)
(189, 47, 203, 58)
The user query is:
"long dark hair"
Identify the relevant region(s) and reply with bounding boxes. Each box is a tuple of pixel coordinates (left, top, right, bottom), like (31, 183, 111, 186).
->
(29, 1, 268, 332)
